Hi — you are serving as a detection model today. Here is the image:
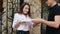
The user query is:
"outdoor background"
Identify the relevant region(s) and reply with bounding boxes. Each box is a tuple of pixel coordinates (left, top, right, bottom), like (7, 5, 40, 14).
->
(0, 0, 60, 34)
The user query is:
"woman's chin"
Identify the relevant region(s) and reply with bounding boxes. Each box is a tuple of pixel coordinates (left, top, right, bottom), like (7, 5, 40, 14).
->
(24, 13, 28, 15)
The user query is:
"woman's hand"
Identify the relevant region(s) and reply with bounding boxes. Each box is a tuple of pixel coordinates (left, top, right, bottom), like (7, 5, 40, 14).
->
(31, 19, 41, 27)
(19, 21, 26, 24)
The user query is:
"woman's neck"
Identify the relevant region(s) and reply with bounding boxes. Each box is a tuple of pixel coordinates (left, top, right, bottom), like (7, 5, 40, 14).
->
(24, 14, 28, 17)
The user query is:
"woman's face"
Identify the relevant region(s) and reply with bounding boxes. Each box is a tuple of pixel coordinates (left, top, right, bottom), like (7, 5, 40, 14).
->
(23, 5, 29, 15)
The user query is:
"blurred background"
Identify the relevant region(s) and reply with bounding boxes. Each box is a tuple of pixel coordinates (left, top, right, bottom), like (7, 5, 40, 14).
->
(0, 0, 60, 34)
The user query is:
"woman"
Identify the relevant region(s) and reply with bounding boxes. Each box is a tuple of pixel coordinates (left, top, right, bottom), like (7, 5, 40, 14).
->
(12, 2, 34, 34)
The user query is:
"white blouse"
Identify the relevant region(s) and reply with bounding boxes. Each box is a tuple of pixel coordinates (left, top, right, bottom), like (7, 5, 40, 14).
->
(12, 13, 34, 31)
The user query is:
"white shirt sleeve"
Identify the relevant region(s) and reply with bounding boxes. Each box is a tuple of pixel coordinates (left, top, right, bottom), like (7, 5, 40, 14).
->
(29, 21, 34, 28)
(12, 13, 19, 28)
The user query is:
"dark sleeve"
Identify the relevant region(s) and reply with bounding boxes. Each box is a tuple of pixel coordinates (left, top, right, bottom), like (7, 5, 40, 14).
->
(55, 6, 60, 15)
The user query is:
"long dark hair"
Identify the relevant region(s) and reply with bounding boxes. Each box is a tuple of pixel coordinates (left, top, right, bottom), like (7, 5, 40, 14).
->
(18, 2, 31, 17)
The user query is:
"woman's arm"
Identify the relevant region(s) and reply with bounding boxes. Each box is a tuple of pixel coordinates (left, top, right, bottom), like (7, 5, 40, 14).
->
(12, 14, 26, 29)
(14, 21, 26, 29)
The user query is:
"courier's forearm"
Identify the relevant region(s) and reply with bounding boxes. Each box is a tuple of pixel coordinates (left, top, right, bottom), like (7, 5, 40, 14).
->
(41, 20, 59, 28)
(32, 19, 59, 28)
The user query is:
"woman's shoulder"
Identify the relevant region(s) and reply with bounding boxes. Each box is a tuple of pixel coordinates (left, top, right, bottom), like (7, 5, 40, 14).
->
(14, 13, 23, 19)
(14, 13, 22, 16)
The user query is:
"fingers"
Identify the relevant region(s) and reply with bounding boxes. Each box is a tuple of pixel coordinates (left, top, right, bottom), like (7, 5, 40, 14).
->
(31, 18, 44, 23)
(31, 19, 40, 23)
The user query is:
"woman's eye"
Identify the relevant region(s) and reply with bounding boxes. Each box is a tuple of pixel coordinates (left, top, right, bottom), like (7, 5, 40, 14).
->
(25, 8, 28, 9)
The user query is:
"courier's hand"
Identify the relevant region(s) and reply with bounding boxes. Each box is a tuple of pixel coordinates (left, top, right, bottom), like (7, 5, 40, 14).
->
(31, 19, 40, 23)
(31, 18, 44, 23)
